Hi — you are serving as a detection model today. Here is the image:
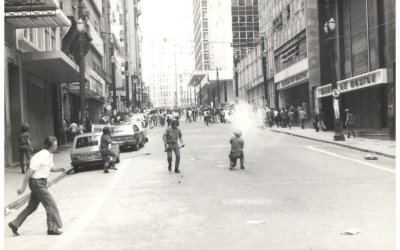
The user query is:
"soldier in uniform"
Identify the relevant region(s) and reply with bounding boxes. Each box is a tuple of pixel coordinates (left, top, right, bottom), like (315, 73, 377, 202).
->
(100, 126, 118, 173)
(163, 120, 185, 173)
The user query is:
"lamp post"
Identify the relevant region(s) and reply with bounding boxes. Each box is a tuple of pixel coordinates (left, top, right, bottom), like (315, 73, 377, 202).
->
(234, 53, 239, 98)
(77, 18, 86, 125)
(324, 0, 345, 141)
(260, 34, 268, 107)
(125, 56, 130, 112)
(216, 67, 220, 106)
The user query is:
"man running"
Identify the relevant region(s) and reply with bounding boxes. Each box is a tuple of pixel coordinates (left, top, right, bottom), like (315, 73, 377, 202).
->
(163, 120, 185, 173)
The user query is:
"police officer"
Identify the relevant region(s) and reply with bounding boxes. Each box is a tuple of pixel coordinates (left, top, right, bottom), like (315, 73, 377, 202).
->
(100, 126, 118, 173)
(163, 119, 185, 173)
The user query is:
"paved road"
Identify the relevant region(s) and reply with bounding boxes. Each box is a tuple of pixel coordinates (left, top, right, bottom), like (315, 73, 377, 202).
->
(5, 121, 395, 250)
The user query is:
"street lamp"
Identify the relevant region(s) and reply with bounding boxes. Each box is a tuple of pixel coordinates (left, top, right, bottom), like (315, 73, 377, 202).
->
(324, 1, 345, 141)
(260, 33, 268, 108)
(77, 18, 86, 125)
(234, 53, 239, 98)
(110, 54, 117, 115)
(125, 56, 130, 112)
(216, 68, 220, 106)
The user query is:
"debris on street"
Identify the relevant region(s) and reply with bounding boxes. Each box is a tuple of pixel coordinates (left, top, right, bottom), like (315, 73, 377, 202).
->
(341, 229, 360, 235)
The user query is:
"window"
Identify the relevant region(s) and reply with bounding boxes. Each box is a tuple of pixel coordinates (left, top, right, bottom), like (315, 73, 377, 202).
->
(51, 28, 56, 51)
(247, 32, 253, 38)
(240, 32, 246, 38)
(239, 15, 245, 22)
(233, 31, 239, 38)
(232, 16, 238, 23)
(247, 16, 253, 22)
(45, 28, 50, 50)
(75, 136, 99, 148)
(239, 0, 245, 6)
(246, 0, 252, 6)
(232, 0, 238, 6)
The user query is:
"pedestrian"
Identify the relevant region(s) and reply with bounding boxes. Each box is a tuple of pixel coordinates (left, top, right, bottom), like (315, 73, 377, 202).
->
(345, 109, 356, 138)
(299, 108, 307, 129)
(311, 109, 319, 132)
(18, 124, 33, 174)
(288, 108, 294, 129)
(229, 129, 244, 170)
(69, 121, 78, 138)
(100, 126, 118, 173)
(163, 119, 185, 173)
(8, 136, 66, 236)
(78, 123, 85, 135)
(281, 108, 288, 128)
(318, 109, 327, 131)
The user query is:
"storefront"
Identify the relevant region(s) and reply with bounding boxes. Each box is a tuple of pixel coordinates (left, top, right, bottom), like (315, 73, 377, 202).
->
(316, 69, 388, 130)
(276, 69, 309, 109)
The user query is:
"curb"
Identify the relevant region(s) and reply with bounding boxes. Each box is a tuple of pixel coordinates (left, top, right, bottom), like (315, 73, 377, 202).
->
(4, 169, 73, 216)
(270, 129, 395, 159)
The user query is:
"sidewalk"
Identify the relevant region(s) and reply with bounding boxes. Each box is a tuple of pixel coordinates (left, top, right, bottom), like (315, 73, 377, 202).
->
(267, 126, 396, 158)
(4, 143, 73, 214)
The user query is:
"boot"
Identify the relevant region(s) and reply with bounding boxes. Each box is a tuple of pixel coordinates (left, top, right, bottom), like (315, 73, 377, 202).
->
(174, 168, 180, 173)
(168, 163, 172, 172)
(104, 163, 109, 173)
(348, 133, 350, 138)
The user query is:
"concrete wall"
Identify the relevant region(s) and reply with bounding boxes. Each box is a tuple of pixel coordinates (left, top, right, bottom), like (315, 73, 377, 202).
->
(305, 0, 321, 111)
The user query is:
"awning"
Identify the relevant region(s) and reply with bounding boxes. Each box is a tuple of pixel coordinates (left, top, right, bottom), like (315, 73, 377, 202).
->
(5, 0, 70, 28)
(23, 51, 84, 83)
(188, 71, 206, 87)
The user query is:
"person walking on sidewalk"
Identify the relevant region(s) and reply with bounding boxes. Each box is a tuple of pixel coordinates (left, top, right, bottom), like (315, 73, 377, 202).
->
(318, 109, 327, 131)
(229, 129, 245, 170)
(288, 108, 294, 129)
(345, 109, 356, 138)
(100, 126, 118, 173)
(8, 136, 66, 236)
(311, 109, 320, 132)
(163, 120, 185, 173)
(18, 124, 33, 174)
(299, 108, 307, 129)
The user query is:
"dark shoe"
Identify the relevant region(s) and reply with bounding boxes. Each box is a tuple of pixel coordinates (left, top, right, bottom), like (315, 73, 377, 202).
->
(104, 169, 109, 173)
(168, 164, 172, 172)
(47, 229, 63, 235)
(21, 170, 25, 174)
(8, 222, 19, 236)
(174, 169, 181, 173)
(240, 166, 245, 169)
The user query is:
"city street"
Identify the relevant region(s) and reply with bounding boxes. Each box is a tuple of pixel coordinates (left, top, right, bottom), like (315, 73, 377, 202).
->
(5, 120, 395, 250)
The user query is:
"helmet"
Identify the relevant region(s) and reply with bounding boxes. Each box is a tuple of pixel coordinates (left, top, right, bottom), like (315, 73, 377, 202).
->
(171, 120, 179, 126)
(103, 126, 111, 135)
(233, 129, 242, 137)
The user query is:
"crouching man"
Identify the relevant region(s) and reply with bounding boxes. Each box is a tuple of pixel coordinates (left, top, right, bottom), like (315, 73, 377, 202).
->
(229, 129, 245, 170)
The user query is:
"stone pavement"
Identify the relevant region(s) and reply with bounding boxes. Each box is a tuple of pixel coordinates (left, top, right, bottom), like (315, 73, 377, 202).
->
(4, 127, 396, 214)
(4, 143, 73, 214)
(267, 126, 396, 158)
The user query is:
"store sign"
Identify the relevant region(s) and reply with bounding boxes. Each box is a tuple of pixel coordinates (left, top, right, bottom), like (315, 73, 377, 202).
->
(276, 70, 308, 90)
(316, 69, 387, 98)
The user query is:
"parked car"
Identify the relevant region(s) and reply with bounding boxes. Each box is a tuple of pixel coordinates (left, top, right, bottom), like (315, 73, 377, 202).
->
(70, 132, 120, 173)
(112, 124, 146, 151)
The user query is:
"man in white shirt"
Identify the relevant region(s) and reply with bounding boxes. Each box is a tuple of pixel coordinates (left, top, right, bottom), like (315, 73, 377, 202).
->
(69, 121, 78, 138)
(8, 136, 66, 236)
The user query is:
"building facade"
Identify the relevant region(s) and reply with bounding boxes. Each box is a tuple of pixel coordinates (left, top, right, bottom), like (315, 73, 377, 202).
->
(316, 0, 395, 133)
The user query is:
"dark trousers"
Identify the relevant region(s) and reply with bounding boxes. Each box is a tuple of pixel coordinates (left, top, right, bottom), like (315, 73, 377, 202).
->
(166, 143, 180, 170)
(101, 148, 117, 170)
(19, 148, 32, 171)
(229, 151, 244, 168)
(312, 119, 319, 132)
(300, 119, 306, 129)
(11, 178, 63, 231)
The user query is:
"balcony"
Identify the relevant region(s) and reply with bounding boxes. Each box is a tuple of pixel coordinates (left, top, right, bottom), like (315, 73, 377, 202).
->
(5, 0, 70, 28)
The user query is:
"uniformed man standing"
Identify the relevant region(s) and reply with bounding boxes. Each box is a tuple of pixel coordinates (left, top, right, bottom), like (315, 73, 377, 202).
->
(163, 120, 185, 173)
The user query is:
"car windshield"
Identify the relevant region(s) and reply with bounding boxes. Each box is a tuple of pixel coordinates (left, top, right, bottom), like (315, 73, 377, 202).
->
(75, 135, 99, 149)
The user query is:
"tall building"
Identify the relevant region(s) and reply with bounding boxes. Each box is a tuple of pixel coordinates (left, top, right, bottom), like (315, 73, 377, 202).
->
(316, 0, 395, 132)
(189, 0, 259, 106)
